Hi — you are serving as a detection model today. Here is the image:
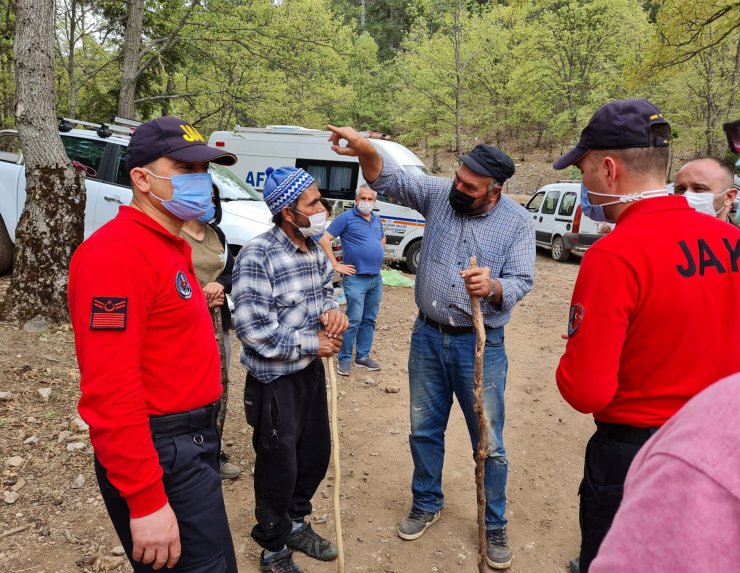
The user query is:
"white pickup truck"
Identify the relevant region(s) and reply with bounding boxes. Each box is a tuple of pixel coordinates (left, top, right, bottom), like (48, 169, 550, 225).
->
(0, 124, 273, 274)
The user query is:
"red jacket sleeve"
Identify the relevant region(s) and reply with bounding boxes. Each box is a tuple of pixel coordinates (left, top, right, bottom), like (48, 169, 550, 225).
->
(68, 241, 166, 518)
(555, 248, 637, 413)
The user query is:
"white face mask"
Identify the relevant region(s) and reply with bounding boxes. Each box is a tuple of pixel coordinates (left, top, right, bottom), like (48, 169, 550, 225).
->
(356, 201, 375, 215)
(291, 209, 327, 237)
(684, 190, 726, 217)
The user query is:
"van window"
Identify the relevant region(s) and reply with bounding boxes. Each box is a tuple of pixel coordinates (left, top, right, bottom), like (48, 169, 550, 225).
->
(61, 135, 106, 179)
(541, 190, 561, 215)
(113, 147, 131, 187)
(558, 192, 577, 216)
(295, 159, 359, 201)
(526, 191, 545, 212)
(0, 132, 21, 163)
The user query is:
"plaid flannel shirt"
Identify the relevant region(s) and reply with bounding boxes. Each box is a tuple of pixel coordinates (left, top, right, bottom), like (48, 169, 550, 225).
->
(372, 161, 535, 328)
(232, 225, 338, 383)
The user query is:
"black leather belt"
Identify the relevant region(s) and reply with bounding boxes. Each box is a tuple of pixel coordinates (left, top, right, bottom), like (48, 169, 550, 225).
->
(596, 422, 659, 445)
(150, 401, 219, 439)
(418, 312, 482, 336)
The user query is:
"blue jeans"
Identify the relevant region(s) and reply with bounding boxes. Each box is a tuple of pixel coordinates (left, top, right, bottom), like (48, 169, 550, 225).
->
(408, 318, 509, 529)
(338, 274, 383, 361)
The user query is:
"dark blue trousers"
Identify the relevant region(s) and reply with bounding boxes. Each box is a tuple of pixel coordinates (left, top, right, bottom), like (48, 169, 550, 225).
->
(95, 403, 237, 572)
(578, 422, 658, 573)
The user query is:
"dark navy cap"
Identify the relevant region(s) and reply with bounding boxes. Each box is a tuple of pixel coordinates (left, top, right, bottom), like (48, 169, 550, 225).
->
(125, 116, 236, 171)
(457, 144, 515, 183)
(553, 99, 670, 170)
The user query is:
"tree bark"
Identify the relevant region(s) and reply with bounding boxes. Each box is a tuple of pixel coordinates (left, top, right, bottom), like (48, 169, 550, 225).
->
(2, 0, 85, 324)
(117, 0, 144, 119)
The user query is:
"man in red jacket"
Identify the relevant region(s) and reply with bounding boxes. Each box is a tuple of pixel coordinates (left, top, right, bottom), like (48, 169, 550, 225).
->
(68, 117, 239, 572)
(553, 99, 740, 573)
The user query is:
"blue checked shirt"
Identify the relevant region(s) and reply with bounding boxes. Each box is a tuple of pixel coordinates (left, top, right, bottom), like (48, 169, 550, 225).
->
(372, 161, 535, 328)
(232, 225, 338, 383)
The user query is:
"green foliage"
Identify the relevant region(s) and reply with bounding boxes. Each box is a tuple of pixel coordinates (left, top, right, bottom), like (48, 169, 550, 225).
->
(510, 0, 651, 146)
(0, 0, 15, 127)
(1, 0, 737, 156)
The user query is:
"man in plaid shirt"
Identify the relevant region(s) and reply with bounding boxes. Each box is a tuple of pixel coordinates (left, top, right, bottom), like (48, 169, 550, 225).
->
(233, 166, 348, 573)
(328, 125, 535, 570)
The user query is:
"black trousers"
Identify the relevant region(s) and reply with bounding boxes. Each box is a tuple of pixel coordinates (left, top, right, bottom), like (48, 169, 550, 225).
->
(95, 403, 238, 572)
(244, 359, 331, 551)
(578, 422, 659, 573)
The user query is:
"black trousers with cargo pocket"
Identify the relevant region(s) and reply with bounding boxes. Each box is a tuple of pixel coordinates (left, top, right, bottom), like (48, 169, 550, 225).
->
(95, 402, 238, 573)
(244, 359, 331, 552)
(578, 421, 659, 573)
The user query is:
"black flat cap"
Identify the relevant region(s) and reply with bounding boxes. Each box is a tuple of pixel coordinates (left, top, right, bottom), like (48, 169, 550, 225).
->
(457, 144, 515, 183)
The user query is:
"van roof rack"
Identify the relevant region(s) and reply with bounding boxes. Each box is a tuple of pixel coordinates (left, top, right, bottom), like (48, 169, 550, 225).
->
(110, 115, 142, 129)
(59, 117, 133, 138)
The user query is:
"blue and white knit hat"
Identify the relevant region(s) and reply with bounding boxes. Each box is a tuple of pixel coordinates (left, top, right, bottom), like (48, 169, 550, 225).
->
(262, 166, 315, 215)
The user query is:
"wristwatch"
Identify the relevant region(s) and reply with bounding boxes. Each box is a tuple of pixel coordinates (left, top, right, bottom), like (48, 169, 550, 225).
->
(484, 280, 497, 304)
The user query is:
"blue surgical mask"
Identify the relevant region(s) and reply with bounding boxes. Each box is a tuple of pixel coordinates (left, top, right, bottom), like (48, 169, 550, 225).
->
(197, 203, 216, 224)
(580, 183, 610, 223)
(580, 183, 668, 224)
(145, 169, 213, 221)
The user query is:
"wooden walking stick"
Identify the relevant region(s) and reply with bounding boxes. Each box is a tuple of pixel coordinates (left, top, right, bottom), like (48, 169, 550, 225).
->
(326, 356, 346, 573)
(469, 256, 489, 573)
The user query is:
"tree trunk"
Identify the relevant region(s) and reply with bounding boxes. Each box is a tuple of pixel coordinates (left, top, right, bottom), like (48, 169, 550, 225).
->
(453, 0, 462, 156)
(359, 0, 366, 29)
(2, 0, 85, 324)
(117, 0, 144, 119)
(67, 0, 78, 118)
(161, 74, 175, 116)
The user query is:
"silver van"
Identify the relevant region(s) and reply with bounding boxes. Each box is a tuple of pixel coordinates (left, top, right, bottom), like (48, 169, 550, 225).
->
(525, 181, 602, 261)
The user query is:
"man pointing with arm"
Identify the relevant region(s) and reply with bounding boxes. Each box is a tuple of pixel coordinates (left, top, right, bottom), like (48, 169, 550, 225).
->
(327, 125, 535, 570)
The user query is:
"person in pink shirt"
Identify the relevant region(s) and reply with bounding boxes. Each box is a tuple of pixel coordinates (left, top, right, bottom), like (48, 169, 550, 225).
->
(590, 372, 740, 572)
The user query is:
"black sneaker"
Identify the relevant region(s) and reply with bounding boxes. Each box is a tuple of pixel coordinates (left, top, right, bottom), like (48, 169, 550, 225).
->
(260, 547, 303, 573)
(486, 527, 513, 569)
(286, 522, 337, 561)
(397, 507, 441, 540)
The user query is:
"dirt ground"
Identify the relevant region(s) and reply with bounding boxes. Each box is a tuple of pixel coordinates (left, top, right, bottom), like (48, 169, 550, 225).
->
(0, 249, 595, 573)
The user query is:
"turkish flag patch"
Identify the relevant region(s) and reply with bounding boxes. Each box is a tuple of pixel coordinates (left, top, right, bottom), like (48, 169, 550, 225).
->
(90, 297, 128, 330)
(568, 304, 584, 337)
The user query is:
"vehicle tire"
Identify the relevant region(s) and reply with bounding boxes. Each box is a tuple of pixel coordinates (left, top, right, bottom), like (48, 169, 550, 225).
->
(551, 236, 570, 262)
(404, 240, 422, 275)
(0, 217, 13, 275)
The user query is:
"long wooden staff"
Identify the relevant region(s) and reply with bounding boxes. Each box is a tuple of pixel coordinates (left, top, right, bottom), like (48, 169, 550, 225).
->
(469, 256, 489, 573)
(326, 356, 346, 573)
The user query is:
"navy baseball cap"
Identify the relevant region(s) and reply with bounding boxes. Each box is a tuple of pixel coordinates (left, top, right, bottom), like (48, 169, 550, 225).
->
(125, 116, 237, 171)
(457, 144, 516, 183)
(553, 99, 671, 170)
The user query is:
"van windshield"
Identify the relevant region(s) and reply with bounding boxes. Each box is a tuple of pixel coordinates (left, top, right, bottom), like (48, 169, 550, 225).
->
(403, 164, 432, 176)
(210, 164, 261, 201)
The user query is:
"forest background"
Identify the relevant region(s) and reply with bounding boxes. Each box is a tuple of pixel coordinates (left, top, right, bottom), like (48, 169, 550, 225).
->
(1, 0, 738, 167)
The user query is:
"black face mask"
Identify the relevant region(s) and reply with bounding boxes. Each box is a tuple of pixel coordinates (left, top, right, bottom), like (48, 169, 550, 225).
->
(448, 183, 477, 215)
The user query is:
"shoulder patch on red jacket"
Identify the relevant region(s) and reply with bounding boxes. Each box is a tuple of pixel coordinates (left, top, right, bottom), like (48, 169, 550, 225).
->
(90, 297, 128, 330)
(568, 304, 584, 336)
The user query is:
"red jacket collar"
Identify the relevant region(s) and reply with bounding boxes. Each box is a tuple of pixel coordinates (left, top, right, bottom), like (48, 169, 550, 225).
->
(618, 195, 690, 223)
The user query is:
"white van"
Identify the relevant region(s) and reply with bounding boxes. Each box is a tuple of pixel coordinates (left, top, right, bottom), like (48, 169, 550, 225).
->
(525, 181, 602, 261)
(208, 126, 429, 273)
